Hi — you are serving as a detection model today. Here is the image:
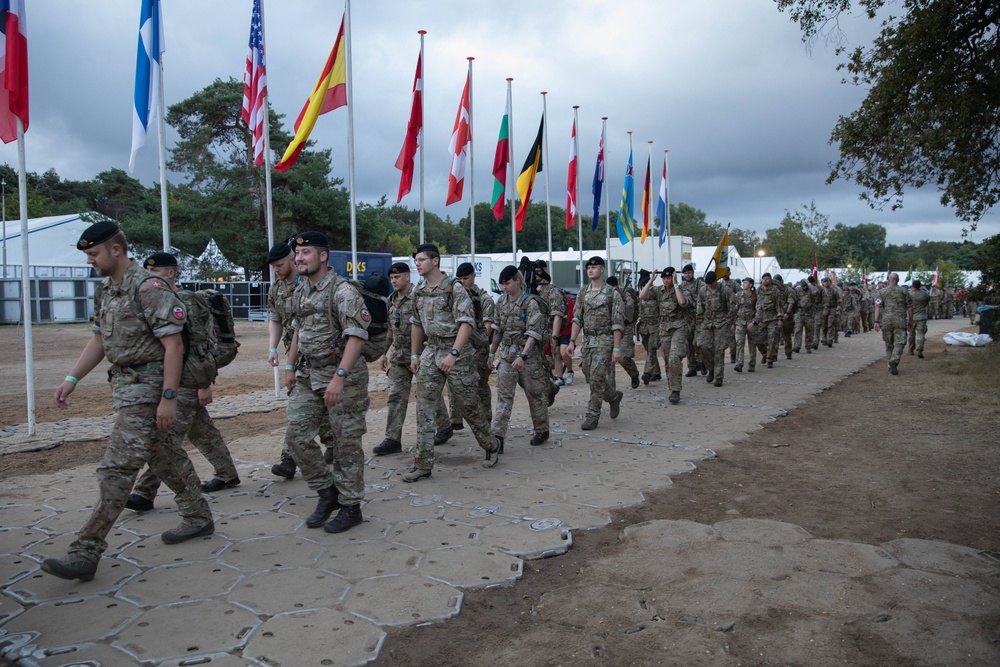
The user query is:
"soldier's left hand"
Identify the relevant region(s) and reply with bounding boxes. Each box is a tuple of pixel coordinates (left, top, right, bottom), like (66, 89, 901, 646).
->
(438, 354, 456, 374)
(613, 350, 622, 365)
(156, 400, 177, 430)
(511, 357, 524, 371)
(325, 376, 345, 407)
(198, 387, 213, 407)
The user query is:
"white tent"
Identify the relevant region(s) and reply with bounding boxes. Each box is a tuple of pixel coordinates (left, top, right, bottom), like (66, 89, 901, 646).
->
(1, 213, 93, 276)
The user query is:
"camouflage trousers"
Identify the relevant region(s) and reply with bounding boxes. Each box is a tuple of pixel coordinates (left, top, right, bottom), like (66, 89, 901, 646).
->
(755, 320, 780, 361)
(881, 317, 907, 365)
(618, 330, 639, 382)
(640, 330, 661, 377)
(70, 398, 212, 563)
(820, 310, 837, 345)
(793, 311, 814, 351)
(685, 319, 702, 372)
(734, 322, 756, 369)
(284, 369, 368, 504)
(280, 403, 335, 463)
(413, 348, 494, 471)
(847, 310, 861, 333)
(658, 325, 687, 392)
(833, 310, 841, 342)
(697, 324, 730, 382)
(908, 319, 927, 353)
(781, 315, 794, 356)
(133, 399, 238, 501)
(385, 361, 450, 442)
(581, 345, 619, 420)
(449, 349, 492, 427)
(491, 355, 549, 438)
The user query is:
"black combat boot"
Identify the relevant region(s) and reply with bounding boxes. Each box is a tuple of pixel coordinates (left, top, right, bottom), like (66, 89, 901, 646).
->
(324, 504, 363, 533)
(306, 486, 340, 528)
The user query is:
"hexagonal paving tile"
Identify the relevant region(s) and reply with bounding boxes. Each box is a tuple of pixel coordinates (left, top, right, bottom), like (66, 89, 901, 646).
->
(321, 540, 421, 580)
(118, 561, 243, 606)
(118, 532, 228, 568)
(419, 545, 523, 588)
(0, 590, 24, 624)
(6, 557, 140, 604)
(345, 573, 462, 626)
(2, 595, 141, 648)
(114, 599, 258, 663)
(213, 511, 303, 540)
(32, 508, 102, 536)
(478, 520, 573, 559)
(207, 489, 289, 515)
(0, 504, 57, 529)
(389, 519, 480, 551)
(0, 553, 37, 587)
(293, 515, 391, 543)
(230, 567, 348, 615)
(243, 607, 384, 666)
(36, 642, 138, 667)
(219, 535, 325, 572)
(364, 497, 446, 524)
(0, 528, 51, 555)
(23, 531, 140, 568)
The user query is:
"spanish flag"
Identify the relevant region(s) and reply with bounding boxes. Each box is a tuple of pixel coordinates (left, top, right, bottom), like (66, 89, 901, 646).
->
(275, 15, 347, 172)
(515, 115, 544, 232)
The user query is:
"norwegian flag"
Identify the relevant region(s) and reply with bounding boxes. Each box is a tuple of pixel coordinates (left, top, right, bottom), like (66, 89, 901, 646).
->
(241, 0, 268, 167)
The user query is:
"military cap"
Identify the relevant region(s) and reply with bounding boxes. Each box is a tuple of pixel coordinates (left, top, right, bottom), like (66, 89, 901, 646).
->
(456, 262, 475, 278)
(534, 259, 548, 269)
(414, 243, 439, 256)
(742, 276, 754, 285)
(821, 276, 831, 283)
(293, 231, 329, 247)
(586, 256, 605, 267)
(499, 265, 518, 283)
(704, 270, 717, 284)
(388, 262, 410, 276)
(606, 276, 619, 286)
(638, 269, 651, 278)
(774, 274, 783, 281)
(681, 264, 694, 273)
(77, 220, 121, 250)
(533, 260, 552, 282)
(761, 272, 772, 279)
(143, 252, 178, 269)
(807, 275, 817, 284)
(267, 242, 292, 264)
(661, 266, 675, 278)
(911, 279, 922, 288)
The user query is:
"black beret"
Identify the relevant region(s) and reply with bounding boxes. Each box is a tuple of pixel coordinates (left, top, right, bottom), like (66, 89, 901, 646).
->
(704, 271, 717, 284)
(267, 242, 291, 264)
(586, 256, 605, 267)
(456, 262, 475, 277)
(681, 264, 694, 273)
(606, 276, 619, 286)
(143, 252, 177, 269)
(774, 274, 784, 281)
(535, 267, 552, 282)
(742, 276, 754, 285)
(761, 272, 772, 279)
(534, 259, 548, 269)
(293, 231, 329, 247)
(388, 262, 410, 276)
(499, 265, 518, 283)
(661, 266, 675, 278)
(415, 243, 439, 256)
(807, 275, 816, 283)
(77, 220, 121, 250)
(638, 269, 651, 278)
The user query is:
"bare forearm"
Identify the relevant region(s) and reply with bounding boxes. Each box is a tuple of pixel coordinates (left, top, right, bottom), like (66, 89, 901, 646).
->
(68, 334, 106, 381)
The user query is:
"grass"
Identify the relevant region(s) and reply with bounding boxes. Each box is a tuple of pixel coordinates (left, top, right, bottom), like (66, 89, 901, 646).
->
(936, 342, 1000, 411)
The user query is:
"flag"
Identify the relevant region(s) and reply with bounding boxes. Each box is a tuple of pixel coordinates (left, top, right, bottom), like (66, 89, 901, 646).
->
(394, 52, 422, 202)
(515, 115, 543, 231)
(616, 149, 636, 245)
(812, 256, 818, 282)
(640, 153, 651, 243)
(129, 0, 164, 172)
(933, 266, 939, 287)
(274, 15, 347, 172)
(489, 95, 509, 220)
(904, 265, 912, 282)
(241, 0, 268, 167)
(591, 127, 604, 231)
(0, 0, 28, 144)
(445, 71, 472, 205)
(709, 225, 730, 280)
(565, 119, 578, 230)
(657, 154, 668, 247)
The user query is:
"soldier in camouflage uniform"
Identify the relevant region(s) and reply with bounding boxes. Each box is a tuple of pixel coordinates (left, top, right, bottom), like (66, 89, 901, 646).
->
(842, 284, 860, 336)
(125, 253, 240, 512)
(570, 256, 625, 430)
(819, 276, 839, 347)
(534, 261, 568, 385)
(42, 222, 213, 582)
(732, 277, 757, 373)
(405, 244, 501, 482)
(774, 275, 795, 358)
(679, 264, 704, 376)
(373, 263, 452, 456)
(696, 271, 734, 386)
(607, 276, 641, 389)
(874, 272, 912, 375)
(789, 278, 816, 354)
(640, 267, 688, 404)
(750, 272, 782, 368)
(858, 284, 872, 332)
(929, 285, 943, 319)
(266, 242, 336, 478)
(636, 269, 661, 383)
(283, 232, 369, 534)
(489, 265, 551, 448)
(724, 276, 740, 363)
(907, 279, 930, 358)
(448, 262, 495, 429)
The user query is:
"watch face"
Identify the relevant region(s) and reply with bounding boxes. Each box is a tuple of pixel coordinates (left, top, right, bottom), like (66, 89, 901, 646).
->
(162, 389, 176, 399)
(450, 349, 459, 356)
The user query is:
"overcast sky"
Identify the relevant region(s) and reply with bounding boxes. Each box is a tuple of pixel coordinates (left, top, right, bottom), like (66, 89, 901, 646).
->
(2, 0, 996, 247)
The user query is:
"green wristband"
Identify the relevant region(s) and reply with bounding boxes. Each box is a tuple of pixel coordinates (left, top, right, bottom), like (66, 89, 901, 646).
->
(613, 347, 621, 352)
(488, 353, 495, 358)
(268, 348, 278, 353)
(411, 354, 419, 360)
(284, 365, 295, 371)
(65, 375, 79, 385)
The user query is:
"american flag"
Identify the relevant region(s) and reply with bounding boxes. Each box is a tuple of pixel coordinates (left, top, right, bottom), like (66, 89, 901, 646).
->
(242, 0, 268, 167)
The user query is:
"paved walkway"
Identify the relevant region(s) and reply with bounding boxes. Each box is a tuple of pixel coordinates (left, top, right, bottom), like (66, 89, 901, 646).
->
(1, 320, 995, 666)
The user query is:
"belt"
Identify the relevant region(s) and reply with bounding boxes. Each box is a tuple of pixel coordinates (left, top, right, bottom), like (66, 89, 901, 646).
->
(426, 335, 457, 347)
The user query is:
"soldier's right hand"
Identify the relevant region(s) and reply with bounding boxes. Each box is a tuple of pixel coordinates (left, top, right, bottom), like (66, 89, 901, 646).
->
(156, 400, 177, 430)
(284, 369, 296, 391)
(410, 357, 420, 374)
(379, 354, 389, 373)
(54, 381, 75, 409)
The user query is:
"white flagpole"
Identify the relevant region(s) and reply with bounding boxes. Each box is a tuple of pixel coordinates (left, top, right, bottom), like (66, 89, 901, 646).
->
(345, 0, 358, 279)
(258, 0, 279, 397)
(156, 40, 170, 250)
(541, 92, 553, 269)
(574, 106, 583, 287)
(507, 78, 516, 265)
(602, 117, 610, 268)
(648, 140, 654, 270)
(467, 57, 475, 263)
(665, 150, 673, 266)
(628, 131, 634, 280)
(418, 30, 426, 244)
(16, 120, 34, 434)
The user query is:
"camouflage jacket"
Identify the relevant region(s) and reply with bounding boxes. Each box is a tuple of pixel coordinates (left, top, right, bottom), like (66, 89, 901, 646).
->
(573, 281, 624, 348)
(293, 272, 370, 388)
(267, 277, 298, 352)
(494, 292, 546, 363)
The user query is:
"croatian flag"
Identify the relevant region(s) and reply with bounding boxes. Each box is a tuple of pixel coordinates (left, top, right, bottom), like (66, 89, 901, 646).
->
(0, 0, 28, 144)
(130, 0, 164, 173)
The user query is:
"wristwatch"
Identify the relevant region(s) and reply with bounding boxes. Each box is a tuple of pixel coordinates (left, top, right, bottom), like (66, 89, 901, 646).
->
(519, 353, 528, 361)
(162, 388, 177, 400)
(450, 348, 460, 357)
(336, 368, 346, 377)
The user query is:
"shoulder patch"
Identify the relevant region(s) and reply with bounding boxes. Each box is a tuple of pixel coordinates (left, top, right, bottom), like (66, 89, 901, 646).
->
(151, 280, 162, 288)
(172, 305, 186, 320)
(874, 298, 882, 306)
(360, 309, 370, 322)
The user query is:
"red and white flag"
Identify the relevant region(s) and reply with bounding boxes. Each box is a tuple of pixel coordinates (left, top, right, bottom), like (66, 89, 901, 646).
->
(0, 0, 29, 144)
(565, 119, 578, 229)
(446, 71, 471, 206)
(394, 51, 422, 202)
(812, 256, 818, 282)
(933, 266, 939, 287)
(241, 0, 267, 166)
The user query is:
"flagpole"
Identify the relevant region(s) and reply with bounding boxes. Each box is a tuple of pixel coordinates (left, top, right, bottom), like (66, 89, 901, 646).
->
(156, 36, 170, 251)
(628, 131, 634, 280)
(418, 30, 426, 244)
(574, 106, 583, 288)
(344, 0, 359, 279)
(16, 119, 34, 435)
(602, 117, 610, 268)
(467, 57, 476, 263)
(541, 92, 553, 270)
(647, 140, 654, 270)
(257, 0, 279, 397)
(665, 150, 672, 266)
(507, 78, 516, 265)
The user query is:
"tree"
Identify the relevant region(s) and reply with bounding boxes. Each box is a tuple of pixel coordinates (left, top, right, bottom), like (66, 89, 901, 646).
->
(777, 0, 1000, 229)
(763, 213, 813, 267)
(829, 221, 887, 268)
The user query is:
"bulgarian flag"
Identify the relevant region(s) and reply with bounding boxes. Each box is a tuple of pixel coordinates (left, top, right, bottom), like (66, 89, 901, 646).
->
(489, 95, 510, 220)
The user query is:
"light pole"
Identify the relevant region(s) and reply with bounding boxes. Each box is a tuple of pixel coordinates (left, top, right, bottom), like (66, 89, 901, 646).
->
(756, 249, 765, 282)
